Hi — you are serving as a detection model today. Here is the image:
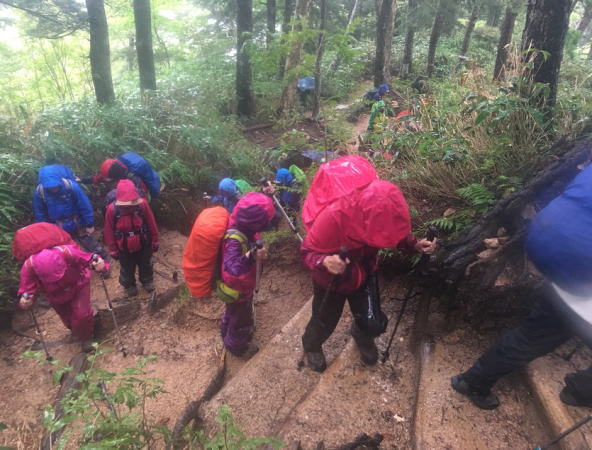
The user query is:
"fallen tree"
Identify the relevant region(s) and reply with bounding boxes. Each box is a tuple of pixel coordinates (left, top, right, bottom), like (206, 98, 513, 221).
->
(433, 136, 592, 324)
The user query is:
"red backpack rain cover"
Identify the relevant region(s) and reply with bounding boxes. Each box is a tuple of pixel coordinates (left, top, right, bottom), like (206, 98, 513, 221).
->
(182, 206, 230, 298)
(302, 155, 379, 232)
(12, 222, 76, 261)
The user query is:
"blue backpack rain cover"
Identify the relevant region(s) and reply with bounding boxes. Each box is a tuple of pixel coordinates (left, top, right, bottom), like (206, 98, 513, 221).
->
(526, 165, 592, 296)
(118, 152, 161, 198)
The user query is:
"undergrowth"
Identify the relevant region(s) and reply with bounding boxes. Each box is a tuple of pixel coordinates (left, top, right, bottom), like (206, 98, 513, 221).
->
(23, 348, 283, 449)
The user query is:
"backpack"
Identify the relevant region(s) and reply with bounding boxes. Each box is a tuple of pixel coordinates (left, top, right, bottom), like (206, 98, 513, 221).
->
(289, 165, 306, 184)
(302, 155, 379, 232)
(182, 207, 229, 298)
(12, 222, 76, 262)
(36, 178, 73, 202)
(113, 205, 149, 253)
(118, 152, 161, 198)
(235, 179, 254, 194)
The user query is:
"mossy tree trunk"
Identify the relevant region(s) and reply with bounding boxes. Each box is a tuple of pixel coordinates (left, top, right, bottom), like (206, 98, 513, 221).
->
(236, 0, 255, 117)
(373, 0, 397, 86)
(133, 0, 156, 90)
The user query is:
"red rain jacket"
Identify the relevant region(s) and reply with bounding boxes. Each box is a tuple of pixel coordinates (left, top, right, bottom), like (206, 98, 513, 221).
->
(302, 180, 415, 293)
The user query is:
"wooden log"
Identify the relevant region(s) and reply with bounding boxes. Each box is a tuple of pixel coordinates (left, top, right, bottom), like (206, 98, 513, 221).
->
(40, 352, 89, 450)
(94, 299, 141, 338)
(168, 349, 226, 450)
(242, 122, 275, 133)
(149, 285, 182, 313)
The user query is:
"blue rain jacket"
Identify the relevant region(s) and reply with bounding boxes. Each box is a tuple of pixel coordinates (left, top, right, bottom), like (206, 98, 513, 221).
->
(526, 165, 592, 296)
(275, 168, 299, 208)
(33, 165, 94, 233)
(118, 152, 161, 198)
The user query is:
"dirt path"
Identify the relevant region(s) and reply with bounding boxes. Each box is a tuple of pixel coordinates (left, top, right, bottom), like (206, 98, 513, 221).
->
(0, 229, 310, 449)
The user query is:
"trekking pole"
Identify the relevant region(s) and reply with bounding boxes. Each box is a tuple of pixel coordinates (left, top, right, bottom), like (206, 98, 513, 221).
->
(535, 414, 592, 450)
(380, 225, 437, 364)
(28, 307, 53, 361)
(94, 256, 127, 357)
(252, 240, 264, 325)
(318, 247, 349, 320)
(260, 178, 304, 242)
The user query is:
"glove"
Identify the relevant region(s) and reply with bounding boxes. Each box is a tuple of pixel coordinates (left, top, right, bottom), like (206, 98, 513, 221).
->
(110, 251, 120, 261)
(19, 294, 34, 310)
(152, 243, 159, 253)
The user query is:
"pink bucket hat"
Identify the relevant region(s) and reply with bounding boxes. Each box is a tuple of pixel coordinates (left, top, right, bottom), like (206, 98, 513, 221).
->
(31, 248, 67, 284)
(115, 179, 142, 206)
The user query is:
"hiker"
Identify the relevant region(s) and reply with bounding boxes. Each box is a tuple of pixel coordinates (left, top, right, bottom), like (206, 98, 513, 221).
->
(17, 245, 108, 352)
(218, 192, 277, 359)
(367, 93, 397, 132)
(301, 179, 437, 372)
(33, 164, 107, 259)
(206, 178, 241, 213)
(90, 151, 161, 200)
(297, 76, 315, 107)
(103, 180, 159, 296)
(363, 83, 391, 103)
(275, 168, 301, 212)
(452, 165, 592, 410)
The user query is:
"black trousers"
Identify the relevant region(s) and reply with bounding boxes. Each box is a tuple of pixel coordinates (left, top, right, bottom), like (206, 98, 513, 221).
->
(302, 280, 387, 353)
(74, 233, 109, 261)
(463, 287, 592, 401)
(119, 247, 153, 288)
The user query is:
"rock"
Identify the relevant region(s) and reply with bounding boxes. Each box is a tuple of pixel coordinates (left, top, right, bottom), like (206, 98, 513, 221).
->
(496, 227, 507, 237)
(443, 208, 456, 217)
(483, 238, 500, 249)
(477, 249, 496, 259)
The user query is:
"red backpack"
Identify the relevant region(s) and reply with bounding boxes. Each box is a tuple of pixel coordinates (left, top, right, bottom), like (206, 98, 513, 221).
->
(113, 205, 149, 253)
(12, 222, 76, 261)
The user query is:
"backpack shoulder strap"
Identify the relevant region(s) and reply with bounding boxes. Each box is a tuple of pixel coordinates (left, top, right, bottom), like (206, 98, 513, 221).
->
(36, 184, 44, 202)
(224, 228, 249, 254)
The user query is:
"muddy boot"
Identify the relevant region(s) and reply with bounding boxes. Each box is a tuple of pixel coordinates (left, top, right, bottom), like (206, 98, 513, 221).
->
(125, 285, 139, 297)
(81, 339, 95, 353)
(560, 374, 592, 407)
(451, 375, 499, 410)
(142, 281, 155, 293)
(304, 351, 327, 372)
(351, 324, 378, 366)
(230, 343, 259, 360)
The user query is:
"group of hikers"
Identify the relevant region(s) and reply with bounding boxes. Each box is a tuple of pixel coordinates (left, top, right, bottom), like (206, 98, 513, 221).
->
(12, 143, 592, 414)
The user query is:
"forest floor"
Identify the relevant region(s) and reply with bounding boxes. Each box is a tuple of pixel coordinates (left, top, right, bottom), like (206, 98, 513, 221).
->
(0, 112, 591, 449)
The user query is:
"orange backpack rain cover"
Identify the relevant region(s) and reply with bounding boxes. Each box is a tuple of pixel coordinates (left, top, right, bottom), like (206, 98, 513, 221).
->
(182, 206, 230, 298)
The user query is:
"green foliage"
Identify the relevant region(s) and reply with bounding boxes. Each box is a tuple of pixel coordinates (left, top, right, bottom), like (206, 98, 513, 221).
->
(457, 183, 495, 212)
(27, 349, 281, 449)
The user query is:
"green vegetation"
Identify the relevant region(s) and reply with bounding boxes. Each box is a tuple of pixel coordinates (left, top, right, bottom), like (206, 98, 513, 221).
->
(23, 349, 283, 449)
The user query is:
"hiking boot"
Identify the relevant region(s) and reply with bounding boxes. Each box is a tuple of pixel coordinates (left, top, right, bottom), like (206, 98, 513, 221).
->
(560, 386, 592, 408)
(81, 339, 95, 353)
(125, 285, 139, 297)
(142, 281, 155, 293)
(230, 343, 259, 360)
(304, 351, 327, 372)
(451, 375, 500, 410)
(351, 325, 378, 366)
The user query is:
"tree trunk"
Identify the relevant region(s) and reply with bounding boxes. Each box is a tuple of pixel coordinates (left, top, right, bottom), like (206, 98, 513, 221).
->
(493, 6, 518, 80)
(435, 137, 591, 325)
(328, 0, 360, 72)
(278, 0, 312, 115)
(133, 0, 156, 90)
(459, 4, 480, 57)
(236, 0, 255, 117)
(400, 0, 416, 79)
(426, 0, 446, 77)
(312, 0, 327, 118)
(267, 0, 277, 48)
(486, 3, 502, 27)
(85, 0, 115, 104)
(279, 0, 296, 79)
(127, 35, 135, 72)
(521, 0, 571, 112)
(578, 1, 592, 43)
(373, 0, 397, 86)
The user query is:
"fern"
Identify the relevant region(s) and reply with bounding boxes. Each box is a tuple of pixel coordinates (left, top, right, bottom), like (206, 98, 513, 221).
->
(457, 183, 495, 212)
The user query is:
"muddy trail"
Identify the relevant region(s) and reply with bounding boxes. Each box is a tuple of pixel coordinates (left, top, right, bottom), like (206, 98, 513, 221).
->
(1, 112, 592, 449)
